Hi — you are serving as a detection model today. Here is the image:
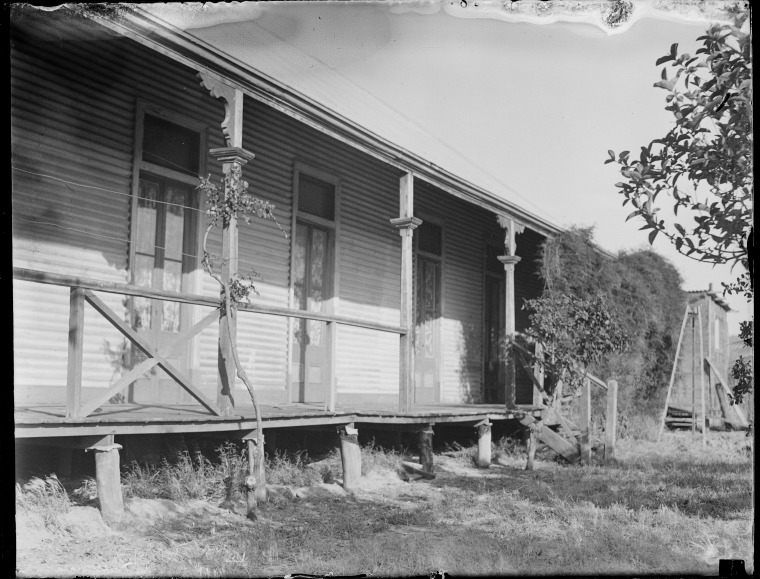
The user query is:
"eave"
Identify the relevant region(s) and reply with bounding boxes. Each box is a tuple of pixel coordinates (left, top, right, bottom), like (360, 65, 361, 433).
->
(82, 5, 562, 239)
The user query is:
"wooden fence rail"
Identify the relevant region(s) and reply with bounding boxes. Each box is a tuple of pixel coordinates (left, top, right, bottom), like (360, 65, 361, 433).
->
(14, 267, 409, 417)
(510, 338, 617, 463)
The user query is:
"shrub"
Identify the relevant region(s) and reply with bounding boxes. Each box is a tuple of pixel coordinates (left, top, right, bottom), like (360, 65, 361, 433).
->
(536, 227, 686, 414)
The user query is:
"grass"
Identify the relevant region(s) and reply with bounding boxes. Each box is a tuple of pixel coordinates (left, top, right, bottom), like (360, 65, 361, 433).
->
(121, 438, 407, 503)
(15, 474, 71, 528)
(140, 431, 752, 577)
(17, 431, 753, 577)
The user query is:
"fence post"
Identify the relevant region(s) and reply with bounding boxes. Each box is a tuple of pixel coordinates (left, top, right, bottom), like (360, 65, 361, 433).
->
(605, 379, 618, 461)
(475, 420, 492, 468)
(580, 377, 591, 465)
(338, 423, 361, 489)
(67, 287, 85, 419)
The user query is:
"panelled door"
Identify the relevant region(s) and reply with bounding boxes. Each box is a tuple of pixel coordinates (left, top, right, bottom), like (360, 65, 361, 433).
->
(292, 221, 331, 403)
(130, 175, 197, 403)
(414, 221, 443, 405)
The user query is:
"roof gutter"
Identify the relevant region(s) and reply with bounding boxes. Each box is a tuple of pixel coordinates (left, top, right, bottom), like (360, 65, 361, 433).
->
(83, 5, 562, 238)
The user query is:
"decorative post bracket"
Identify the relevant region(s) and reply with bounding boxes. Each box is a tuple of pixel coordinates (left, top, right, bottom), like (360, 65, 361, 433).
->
(198, 71, 245, 148)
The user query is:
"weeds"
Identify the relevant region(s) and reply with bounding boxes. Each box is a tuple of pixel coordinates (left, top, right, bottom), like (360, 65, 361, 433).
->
(16, 474, 70, 527)
(361, 438, 406, 475)
(16, 431, 753, 577)
(267, 449, 322, 487)
(123, 449, 228, 502)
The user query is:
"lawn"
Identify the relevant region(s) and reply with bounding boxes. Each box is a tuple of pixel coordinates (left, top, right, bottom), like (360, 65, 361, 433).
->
(15, 430, 753, 577)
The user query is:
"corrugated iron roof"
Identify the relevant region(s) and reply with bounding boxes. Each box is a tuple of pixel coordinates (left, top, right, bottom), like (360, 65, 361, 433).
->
(686, 289, 732, 312)
(131, 7, 563, 235)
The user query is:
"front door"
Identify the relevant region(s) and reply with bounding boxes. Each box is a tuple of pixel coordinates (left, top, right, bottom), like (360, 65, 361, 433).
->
(414, 255, 441, 404)
(292, 221, 331, 403)
(129, 175, 197, 404)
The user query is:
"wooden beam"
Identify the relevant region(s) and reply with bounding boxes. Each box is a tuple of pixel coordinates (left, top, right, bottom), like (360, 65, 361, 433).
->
(324, 321, 338, 412)
(657, 305, 691, 442)
(705, 358, 749, 428)
(66, 287, 85, 419)
(88, 439, 125, 525)
(519, 414, 580, 464)
(78, 358, 159, 418)
(605, 379, 618, 461)
(77, 311, 218, 417)
(391, 171, 421, 413)
(160, 309, 219, 357)
(83, 290, 220, 416)
(14, 268, 406, 334)
(402, 462, 436, 480)
(579, 377, 591, 465)
(338, 424, 361, 489)
(697, 307, 707, 445)
(206, 148, 255, 416)
(497, 215, 522, 410)
(476, 421, 491, 468)
(418, 424, 434, 474)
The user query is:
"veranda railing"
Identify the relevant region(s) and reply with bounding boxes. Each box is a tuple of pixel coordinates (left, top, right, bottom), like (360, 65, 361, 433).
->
(13, 267, 406, 419)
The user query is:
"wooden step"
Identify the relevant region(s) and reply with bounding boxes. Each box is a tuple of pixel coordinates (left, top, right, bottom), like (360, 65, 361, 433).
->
(519, 415, 580, 463)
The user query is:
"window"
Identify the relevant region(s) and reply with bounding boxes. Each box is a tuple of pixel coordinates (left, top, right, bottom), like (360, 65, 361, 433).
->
(298, 173, 335, 221)
(418, 221, 443, 256)
(131, 108, 203, 334)
(142, 114, 201, 176)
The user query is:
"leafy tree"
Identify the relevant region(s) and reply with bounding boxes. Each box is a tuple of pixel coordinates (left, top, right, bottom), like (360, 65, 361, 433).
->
(607, 17, 753, 406)
(536, 227, 686, 406)
(522, 294, 628, 401)
(515, 291, 627, 470)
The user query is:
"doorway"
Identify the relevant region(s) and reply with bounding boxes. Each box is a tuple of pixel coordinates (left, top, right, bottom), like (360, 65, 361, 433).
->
(289, 168, 338, 404)
(414, 220, 443, 405)
(129, 175, 197, 403)
(291, 221, 332, 403)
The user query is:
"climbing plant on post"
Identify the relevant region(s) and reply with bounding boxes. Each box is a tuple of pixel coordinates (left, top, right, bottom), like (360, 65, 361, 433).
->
(198, 157, 282, 519)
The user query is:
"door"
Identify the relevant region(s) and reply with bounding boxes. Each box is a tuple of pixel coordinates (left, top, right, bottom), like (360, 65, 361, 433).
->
(292, 221, 331, 403)
(129, 175, 197, 404)
(414, 255, 441, 404)
(484, 274, 505, 403)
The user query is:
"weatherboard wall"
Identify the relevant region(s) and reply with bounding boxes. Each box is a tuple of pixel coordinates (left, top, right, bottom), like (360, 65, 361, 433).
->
(12, 10, 546, 410)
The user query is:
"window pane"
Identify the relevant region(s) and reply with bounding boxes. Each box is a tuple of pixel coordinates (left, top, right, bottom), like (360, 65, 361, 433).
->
(293, 224, 308, 310)
(142, 114, 200, 175)
(298, 173, 335, 220)
(162, 260, 182, 332)
(164, 185, 189, 261)
(133, 254, 154, 330)
(136, 179, 158, 255)
(418, 222, 442, 256)
(308, 228, 327, 346)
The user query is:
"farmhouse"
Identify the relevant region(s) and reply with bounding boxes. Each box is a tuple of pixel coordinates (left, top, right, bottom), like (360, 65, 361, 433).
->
(13, 5, 612, 517)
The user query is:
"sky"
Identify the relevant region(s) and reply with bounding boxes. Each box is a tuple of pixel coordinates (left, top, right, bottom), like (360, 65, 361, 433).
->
(144, 1, 751, 334)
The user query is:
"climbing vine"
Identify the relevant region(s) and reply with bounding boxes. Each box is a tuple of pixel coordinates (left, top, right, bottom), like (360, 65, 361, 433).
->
(197, 168, 285, 518)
